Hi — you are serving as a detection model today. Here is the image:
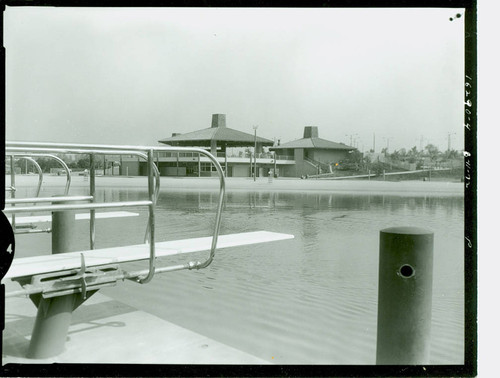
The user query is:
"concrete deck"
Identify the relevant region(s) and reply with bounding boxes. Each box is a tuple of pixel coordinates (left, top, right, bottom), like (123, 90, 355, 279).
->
(2, 290, 269, 365)
(6, 174, 464, 196)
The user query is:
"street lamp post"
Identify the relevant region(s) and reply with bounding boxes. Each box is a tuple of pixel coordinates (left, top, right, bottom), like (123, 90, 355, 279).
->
(253, 125, 258, 181)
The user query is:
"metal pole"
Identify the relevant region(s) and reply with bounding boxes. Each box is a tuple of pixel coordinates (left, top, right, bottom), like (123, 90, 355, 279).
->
(198, 153, 201, 177)
(253, 127, 257, 181)
(274, 152, 277, 177)
(89, 154, 96, 250)
(376, 226, 434, 364)
(27, 199, 78, 359)
(249, 153, 252, 178)
(137, 149, 156, 284)
(10, 156, 16, 232)
(224, 151, 228, 177)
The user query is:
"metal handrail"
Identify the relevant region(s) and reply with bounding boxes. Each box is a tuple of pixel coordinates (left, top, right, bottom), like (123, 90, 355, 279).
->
(11, 156, 44, 197)
(2, 201, 153, 214)
(7, 147, 161, 251)
(7, 153, 72, 196)
(7, 157, 47, 232)
(6, 196, 93, 205)
(5, 141, 226, 285)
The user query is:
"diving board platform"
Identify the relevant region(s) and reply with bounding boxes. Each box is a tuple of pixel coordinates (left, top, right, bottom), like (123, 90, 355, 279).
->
(7, 211, 140, 224)
(4, 231, 294, 280)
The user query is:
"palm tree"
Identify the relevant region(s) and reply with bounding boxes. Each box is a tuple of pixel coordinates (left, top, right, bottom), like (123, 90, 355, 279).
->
(408, 146, 419, 163)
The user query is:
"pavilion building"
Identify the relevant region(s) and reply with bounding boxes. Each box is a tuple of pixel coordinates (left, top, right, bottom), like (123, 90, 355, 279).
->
(269, 126, 354, 177)
(121, 114, 275, 177)
(120, 115, 354, 178)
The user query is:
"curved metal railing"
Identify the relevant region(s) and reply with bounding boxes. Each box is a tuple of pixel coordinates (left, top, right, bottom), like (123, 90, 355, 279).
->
(4, 141, 226, 284)
(12, 156, 43, 198)
(7, 153, 72, 196)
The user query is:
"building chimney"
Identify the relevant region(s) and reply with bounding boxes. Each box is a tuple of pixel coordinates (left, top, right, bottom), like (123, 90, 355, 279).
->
(211, 114, 226, 128)
(303, 126, 319, 139)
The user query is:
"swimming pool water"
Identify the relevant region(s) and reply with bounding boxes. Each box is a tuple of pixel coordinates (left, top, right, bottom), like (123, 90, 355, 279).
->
(11, 185, 464, 364)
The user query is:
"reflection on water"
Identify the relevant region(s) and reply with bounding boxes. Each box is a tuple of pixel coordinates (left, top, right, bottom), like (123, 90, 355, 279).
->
(12, 186, 464, 365)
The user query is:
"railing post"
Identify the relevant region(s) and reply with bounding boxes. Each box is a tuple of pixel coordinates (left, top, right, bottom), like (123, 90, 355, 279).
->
(376, 226, 434, 364)
(176, 152, 179, 176)
(249, 153, 253, 178)
(224, 153, 228, 177)
(273, 153, 277, 177)
(89, 153, 96, 250)
(27, 200, 78, 359)
(10, 156, 16, 232)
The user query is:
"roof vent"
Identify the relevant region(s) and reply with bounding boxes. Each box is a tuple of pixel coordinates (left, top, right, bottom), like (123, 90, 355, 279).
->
(303, 126, 319, 139)
(211, 114, 226, 128)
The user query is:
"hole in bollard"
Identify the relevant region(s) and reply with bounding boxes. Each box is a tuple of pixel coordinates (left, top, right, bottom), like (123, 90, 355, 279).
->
(399, 264, 415, 278)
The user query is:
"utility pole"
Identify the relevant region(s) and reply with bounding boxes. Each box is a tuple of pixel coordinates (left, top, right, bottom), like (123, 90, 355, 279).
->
(383, 137, 393, 154)
(373, 133, 376, 152)
(345, 133, 358, 148)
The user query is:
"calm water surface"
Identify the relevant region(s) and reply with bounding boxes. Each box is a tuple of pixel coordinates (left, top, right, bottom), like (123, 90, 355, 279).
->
(13, 185, 464, 365)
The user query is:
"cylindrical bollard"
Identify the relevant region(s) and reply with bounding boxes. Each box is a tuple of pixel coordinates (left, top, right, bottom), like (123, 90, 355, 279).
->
(27, 201, 78, 359)
(51, 203, 77, 254)
(376, 226, 434, 365)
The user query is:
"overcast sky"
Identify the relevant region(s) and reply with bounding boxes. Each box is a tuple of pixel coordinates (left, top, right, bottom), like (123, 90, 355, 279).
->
(5, 7, 465, 152)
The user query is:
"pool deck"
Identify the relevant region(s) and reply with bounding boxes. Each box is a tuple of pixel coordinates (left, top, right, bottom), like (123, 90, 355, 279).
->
(2, 284, 269, 365)
(7, 174, 464, 196)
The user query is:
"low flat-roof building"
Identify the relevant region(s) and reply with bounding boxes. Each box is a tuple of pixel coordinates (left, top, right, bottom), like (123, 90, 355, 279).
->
(270, 126, 354, 177)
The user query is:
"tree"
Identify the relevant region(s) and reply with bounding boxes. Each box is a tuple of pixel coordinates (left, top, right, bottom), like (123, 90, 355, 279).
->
(443, 149, 459, 160)
(390, 150, 401, 162)
(407, 146, 420, 163)
(75, 155, 103, 169)
(424, 144, 440, 164)
(77, 156, 91, 169)
(35, 157, 61, 172)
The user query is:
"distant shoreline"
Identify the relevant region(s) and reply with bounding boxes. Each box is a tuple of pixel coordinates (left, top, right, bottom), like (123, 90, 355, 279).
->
(7, 174, 464, 197)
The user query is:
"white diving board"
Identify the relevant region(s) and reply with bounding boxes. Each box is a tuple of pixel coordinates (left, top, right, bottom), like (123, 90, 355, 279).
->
(7, 211, 140, 224)
(3, 231, 294, 280)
